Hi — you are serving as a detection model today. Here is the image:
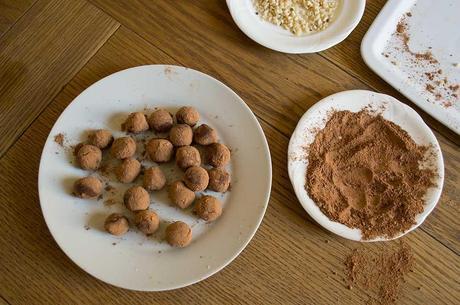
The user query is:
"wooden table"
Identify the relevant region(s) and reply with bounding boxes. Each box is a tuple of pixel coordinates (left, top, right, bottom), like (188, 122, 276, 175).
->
(0, 1, 458, 304)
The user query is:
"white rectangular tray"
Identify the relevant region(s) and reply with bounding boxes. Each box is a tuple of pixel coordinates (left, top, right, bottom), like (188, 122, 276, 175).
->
(361, 0, 460, 134)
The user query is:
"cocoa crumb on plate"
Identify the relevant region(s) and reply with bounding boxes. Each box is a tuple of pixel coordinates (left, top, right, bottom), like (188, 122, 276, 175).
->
(54, 133, 65, 146)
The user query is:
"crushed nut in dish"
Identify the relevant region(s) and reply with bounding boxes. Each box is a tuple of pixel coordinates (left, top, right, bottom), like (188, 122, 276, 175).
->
(253, 0, 339, 35)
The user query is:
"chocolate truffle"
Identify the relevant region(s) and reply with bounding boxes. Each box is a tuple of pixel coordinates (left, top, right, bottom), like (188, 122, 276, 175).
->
(169, 124, 193, 147)
(168, 180, 195, 209)
(104, 213, 129, 236)
(111, 136, 136, 159)
(176, 146, 201, 170)
(176, 106, 199, 126)
(143, 166, 166, 191)
(193, 124, 218, 146)
(146, 138, 173, 162)
(183, 166, 209, 192)
(124, 186, 150, 211)
(73, 176, 102, 198)
(116, 158, 141, 183)
(134, 210, 160, 235)
(148, 109, 173, 132)
(88, 129, 113, 149)
(76, 144, 102, 170)
(208, 168, 231, 192)
(194, 195, 223, 222)
(123, 112, 149, 133)
(165, 221, 192, 247)
(73, 142, 84, 156)
(206, 143, 230, 167)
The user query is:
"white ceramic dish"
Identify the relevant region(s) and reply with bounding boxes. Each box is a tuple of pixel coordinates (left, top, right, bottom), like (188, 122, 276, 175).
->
(288, 90, 444, 242)
(227, 0, 366, 54)
(361, 0, 460, 134)
(38, 65, 272, 291)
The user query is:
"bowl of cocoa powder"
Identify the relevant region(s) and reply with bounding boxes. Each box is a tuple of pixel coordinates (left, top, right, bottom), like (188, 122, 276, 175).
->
(288, 90, 444, 241)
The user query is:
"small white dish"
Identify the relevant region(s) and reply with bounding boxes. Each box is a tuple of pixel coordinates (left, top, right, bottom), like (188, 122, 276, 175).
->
(288, 90, 444, 242)
(227, 0, 366, 54)
(38, 65, 272, 291)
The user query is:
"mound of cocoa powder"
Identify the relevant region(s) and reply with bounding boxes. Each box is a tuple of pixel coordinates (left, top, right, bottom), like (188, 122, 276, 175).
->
(306, 110, 436, 239)
(344, 241, 415, 305)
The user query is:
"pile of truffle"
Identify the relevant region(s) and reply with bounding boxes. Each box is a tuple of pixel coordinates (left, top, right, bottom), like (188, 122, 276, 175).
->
(72, 106, 231, 248)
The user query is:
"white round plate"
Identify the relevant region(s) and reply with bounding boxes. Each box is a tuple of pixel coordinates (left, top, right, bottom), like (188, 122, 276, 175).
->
(227, 0, 366, 54)
(39, 65, 272, 291)
(288, 90, 444, 242)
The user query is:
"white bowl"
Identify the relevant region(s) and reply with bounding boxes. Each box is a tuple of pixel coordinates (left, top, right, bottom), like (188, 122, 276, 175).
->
(288, 90, 444, 242)
(38, 65, 272, 290)
(227, 0, 366, 54)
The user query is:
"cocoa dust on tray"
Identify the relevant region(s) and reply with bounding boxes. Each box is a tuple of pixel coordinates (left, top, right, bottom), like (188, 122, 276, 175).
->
(344, 241, 415, 305)
(383, 14, 459, 108)
(305, 110, 436, 240)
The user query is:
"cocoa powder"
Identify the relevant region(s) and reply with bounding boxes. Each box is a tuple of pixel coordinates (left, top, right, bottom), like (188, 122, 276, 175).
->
(54, 133, 64, 147)
(388, 16, 459, 108)
(305, 110, 436, 239)
(344, 241, 415, 305)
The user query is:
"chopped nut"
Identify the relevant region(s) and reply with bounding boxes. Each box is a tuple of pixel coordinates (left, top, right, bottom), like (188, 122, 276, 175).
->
(253, 0, 338, 35)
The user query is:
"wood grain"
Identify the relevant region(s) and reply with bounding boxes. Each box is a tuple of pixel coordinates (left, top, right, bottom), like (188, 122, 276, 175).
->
(0, 26, 459, 305)
(0, 0, 119, 157)
(0, 0, 36, 37)
(0, 296, 10, 305)
(90, 0, 460, 251)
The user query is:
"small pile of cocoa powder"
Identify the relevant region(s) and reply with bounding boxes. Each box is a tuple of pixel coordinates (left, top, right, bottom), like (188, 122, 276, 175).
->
(306, 110, 436, 239)
(344, 241, 415, 305)
(54, 133, 65, 147)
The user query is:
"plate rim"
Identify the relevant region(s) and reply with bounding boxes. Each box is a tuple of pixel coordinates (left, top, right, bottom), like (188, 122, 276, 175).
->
(38, 64, 272, 291)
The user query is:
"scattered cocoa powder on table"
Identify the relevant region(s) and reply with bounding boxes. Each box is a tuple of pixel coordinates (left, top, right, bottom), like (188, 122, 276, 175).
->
(306, 110, 436, 240)
(344, 241, 415, 305)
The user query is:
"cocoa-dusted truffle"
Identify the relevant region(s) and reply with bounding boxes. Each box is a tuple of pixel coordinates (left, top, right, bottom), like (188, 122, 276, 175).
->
(104, 213, 129, 236)
(206, 143, 230, 167)
(111, 136, 136, 159)
(73, 176, 102, 198)
(134, 210, 160, 235)
(208, 168, 230, 192)
(176, 146, 201, 170)
(148, 109, 173, 132)
(123, 112, 149, 133)
(169, 124, 193, 147)
(168, 180, 195, 209)
(73, 142, 85, 156)
(146, 138, 173, 162)
(194, 195, 223, 222)
(183, 166, 209, 192)
(124, 186, 150, 211)
(88, 129, 113, 149)
(176, 106, 199, 126)
(165, 221, 192, 247)
(76, 144, 102, 170)
(193, 124, 218, 146)
(115, 158, 141, 183)
(143, 166, 166, 191)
